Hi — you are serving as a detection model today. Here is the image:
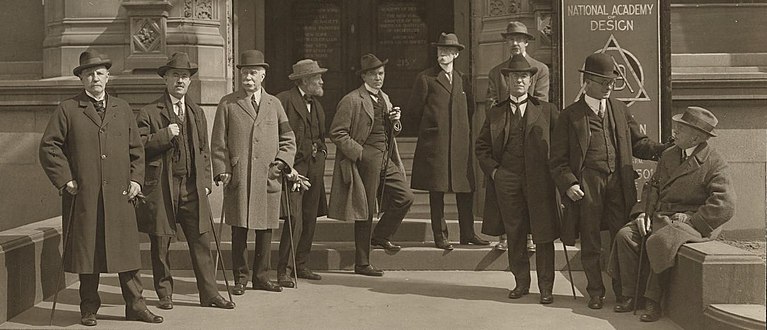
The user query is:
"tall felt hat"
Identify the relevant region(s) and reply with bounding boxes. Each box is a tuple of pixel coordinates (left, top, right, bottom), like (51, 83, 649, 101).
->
(73, 51, 112, 76)
(579, 53, 619, 79)
(356, 53, 388, 75)
(501, 21, 535, 40)
(431, 32, 464, 50)
(288, 59, 328, 80)
(500, 54, 538, 75)
(672, 106, 718, 137)
(158, 52, 198, 77)
(236, 50, 269, 69)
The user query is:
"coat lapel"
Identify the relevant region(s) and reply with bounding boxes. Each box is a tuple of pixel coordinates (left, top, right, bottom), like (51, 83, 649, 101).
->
(79, 96, 102, 127)
(254, 90, 273, 127)
(358, 86, 374, 121)
(525, 100, 542, 138)
(571, 100, 590, 158)
(435, 68, 452, 94)
(488, 105, 506, 159)
(159, 94, 173, 125)
(290, 87, 310, 124)
(100, 94, 119, 128)
(662, 143, 709, 189)
(235, 90, 257, 120)
(608, 99, 627, 153)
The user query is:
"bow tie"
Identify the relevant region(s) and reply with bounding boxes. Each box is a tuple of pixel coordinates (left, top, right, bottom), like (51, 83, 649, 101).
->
(509, 98, 528, 108)
(303, 94, 312, 104)
(90, 98, 105, 112)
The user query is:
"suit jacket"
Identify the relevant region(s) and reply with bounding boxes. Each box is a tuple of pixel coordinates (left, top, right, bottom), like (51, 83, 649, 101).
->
(39, 92, 144, 273)
(408, 66, 474, 192)
(135, 93, 213, 236)
(549, 97, 666, 245)
(328, 85, 405, 221)
(210, 89, 296, 229)
(487, 54, 550, 104)
(475, 96, 560, 243)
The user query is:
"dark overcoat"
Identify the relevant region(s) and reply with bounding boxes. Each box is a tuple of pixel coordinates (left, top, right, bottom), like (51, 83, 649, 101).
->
(210, 89, 296, 230)
(408, 66, 474, 192)
(39, 92, 144, 273)
(328, 85, 405, 221)
(487, 55, 550, 103)
(475, 97, 560, 243)
(549, 98, 666, 245)
(134, 93, 213, 236)
(275, 86, 328, 217)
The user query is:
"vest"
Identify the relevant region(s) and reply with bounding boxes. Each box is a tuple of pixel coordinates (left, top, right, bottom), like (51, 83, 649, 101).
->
(364, 97, 388, 151)
(583, 108, 617, 174)
(308, 99, 322, 143)
(500, 110, 526, 174)
(171, 106, 195, 178)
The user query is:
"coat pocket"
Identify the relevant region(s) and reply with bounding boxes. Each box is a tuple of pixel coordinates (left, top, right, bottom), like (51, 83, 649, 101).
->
(266, 177, 281, 193)
(340, 158, 352, 184)
(144, 159, 162, 194)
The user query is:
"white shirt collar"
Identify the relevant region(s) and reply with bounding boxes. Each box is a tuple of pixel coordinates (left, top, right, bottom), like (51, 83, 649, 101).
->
(684, 146, 698, 159)
(438, 63, 453, 75)
(169, 94, 184, 107)
(584, 94, 606, 115)
(298, 87, 312, 112)
(249, 88, 262, 104)
(509, 94, 528, 116)
(85, 90, 105, 102)
(364, 83, 380, 96)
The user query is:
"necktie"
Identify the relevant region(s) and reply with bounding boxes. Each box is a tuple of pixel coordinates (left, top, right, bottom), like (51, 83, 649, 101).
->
(445, 71, 452, 84)
(598, 102, 605, 118)
(176, 101, 184, 122)
(370, 92, 380, 104)
(303, 94, 313, 112)
(682, 150, 688, 161)
(251, 95, 259, 115)
(93, 99, 105, 119)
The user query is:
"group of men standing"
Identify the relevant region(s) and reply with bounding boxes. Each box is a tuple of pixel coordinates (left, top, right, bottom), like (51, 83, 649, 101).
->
(37, 19, 734, 326)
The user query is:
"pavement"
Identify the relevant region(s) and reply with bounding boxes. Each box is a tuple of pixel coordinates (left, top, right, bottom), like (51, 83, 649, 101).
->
(1, 270, 680, 329)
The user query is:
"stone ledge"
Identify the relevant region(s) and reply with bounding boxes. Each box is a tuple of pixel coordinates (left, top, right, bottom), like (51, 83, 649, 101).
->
(704, 304, 767, 330)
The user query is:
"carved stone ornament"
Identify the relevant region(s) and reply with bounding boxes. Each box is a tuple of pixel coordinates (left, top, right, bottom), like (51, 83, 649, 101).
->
(487, 0, 521, 16)
(132, 18, 162, 53)
(184, 0, 215, 20)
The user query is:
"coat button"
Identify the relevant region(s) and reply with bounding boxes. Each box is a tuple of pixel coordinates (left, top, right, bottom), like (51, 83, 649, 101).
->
(101, 154, 107, 159)
(99, 128, 105, 133)
(102, 180, 107, 185)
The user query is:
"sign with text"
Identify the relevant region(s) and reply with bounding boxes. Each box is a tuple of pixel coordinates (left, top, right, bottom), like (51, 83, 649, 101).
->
(561, 0, 661, 195)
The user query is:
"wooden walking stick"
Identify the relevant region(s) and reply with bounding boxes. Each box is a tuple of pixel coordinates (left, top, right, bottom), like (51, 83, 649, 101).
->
(376, 107, 399, 220)
(554, 192, 577, 299)
(49, 194, 77, 326)
(207, 201, 234, 303)
(213, 196, 225, 272)
(635, 179, 658, 314)
(282, 175, 300, 288)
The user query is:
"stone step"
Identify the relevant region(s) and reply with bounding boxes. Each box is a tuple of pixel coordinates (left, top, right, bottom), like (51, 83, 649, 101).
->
(138, 241, 584, 271)
(703, 304, 766, 330)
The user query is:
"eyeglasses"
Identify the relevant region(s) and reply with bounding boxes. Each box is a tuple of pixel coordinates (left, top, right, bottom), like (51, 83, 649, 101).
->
(589, 77, 616, 88)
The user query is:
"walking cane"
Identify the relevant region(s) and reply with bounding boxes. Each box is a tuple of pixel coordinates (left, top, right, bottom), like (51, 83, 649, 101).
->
(207, 201, 234, 303)
(554, 193, 577, 299)
(213, 196, 225, 272)
(49, 194, 77, 326)
(633, 234, 647, 315)
(376, 107, 399, 220)
(282, 174, 300, 288)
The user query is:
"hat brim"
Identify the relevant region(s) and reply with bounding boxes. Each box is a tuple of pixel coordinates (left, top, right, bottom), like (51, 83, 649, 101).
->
(431, 42, 465, 50)
(501, 67, 538, 76)
(236, 63, 270, 69)
(158, 65, 198, 77)
(579, 68, 619, 79)
(672, 114, 717, 137)
(356, 59, 388, 75)
(73, 61, 112, 76)
(288, 68, 328, 80)
(501, 31, 535, 40)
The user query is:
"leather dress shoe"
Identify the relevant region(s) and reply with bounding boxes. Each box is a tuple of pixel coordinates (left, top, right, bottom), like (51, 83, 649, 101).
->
(371, 239, 401, 252)
(354, 264, 384, 277)
(435, 240, 454, 250)
(539, 289, 553, 304)
(231, 283, 246, 295)
(253, 281, 283, 292)
(614, 296, 635, 313)
(460, 235, 490, 245)
(157, 296, 173, 310)
(640, 299, 662, 322)
(202, 295, 235, 309)
(278, 273, 295, 288)
(80, 312, 97, 326)
(588, 295, 605, 309)
(125, 308, 164, 323)
(508, 286, 530, 299)
(296, 268, 322, 280)
(494, 241, 508, 251)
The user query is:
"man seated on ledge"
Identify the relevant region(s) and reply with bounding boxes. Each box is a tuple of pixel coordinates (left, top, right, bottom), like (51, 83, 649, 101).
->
(610, 106, 736, 322)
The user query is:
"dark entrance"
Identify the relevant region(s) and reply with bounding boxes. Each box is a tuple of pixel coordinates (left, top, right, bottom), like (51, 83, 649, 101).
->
(264, 0, 454, 136)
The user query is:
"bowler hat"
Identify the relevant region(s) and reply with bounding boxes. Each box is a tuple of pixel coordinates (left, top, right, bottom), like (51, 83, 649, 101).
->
(158, 52, 198, 77)
(73, 51, 112, 76)
(236, 50, 269, 69)
(356, 53, 388, 75)
(288, 59, 328, 80)
(501, 21, 535, 40)
(672, 106, 718, 137)
(579, 53, 619, 79)
(501, 54, 538, 76)
(431, 32, 464, 50)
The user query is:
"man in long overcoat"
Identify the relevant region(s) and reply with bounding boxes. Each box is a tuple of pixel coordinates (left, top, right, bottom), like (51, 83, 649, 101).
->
(408, 33, 488, 250)
(211, 50, 296, 294)
(549, 53, 667, 309)
(476, 54, 560, 304)
(39, 51, 163, 326)
(328, 54, 414, 277)
(275, 59, 329, 287)
(610, 106, 735, 322)
(135, 53, 234, 310)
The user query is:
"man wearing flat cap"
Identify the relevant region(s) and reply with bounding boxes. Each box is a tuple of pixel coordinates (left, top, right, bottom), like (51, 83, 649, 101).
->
(274, 59, 329, 287)
(609, 106, 735, 322)
(476, 54, 560, 304)
(549, 52, 668, 310)
(39, 50, 163, 326)
(135, 52, 235, 310)
(328, 53, 414, 277)
(407, 32, 488, 250)
(487, 21, 550, 252)
(211, 50, 297, 294)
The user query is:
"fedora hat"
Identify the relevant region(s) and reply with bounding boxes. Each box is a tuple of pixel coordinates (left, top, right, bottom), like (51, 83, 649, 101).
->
(431, 32, 464, 51)
(73, 51, 112, 76)
(501, 21, 535, 40)
(288, 59, 328, 80)
(579, 53, 619, 79)
(236, 50, 269, 69)
(673, 106, 718, 137)
(158, 52, 198, 77)
(501, 54, 538, 76)
(356, 53, 388, 75)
